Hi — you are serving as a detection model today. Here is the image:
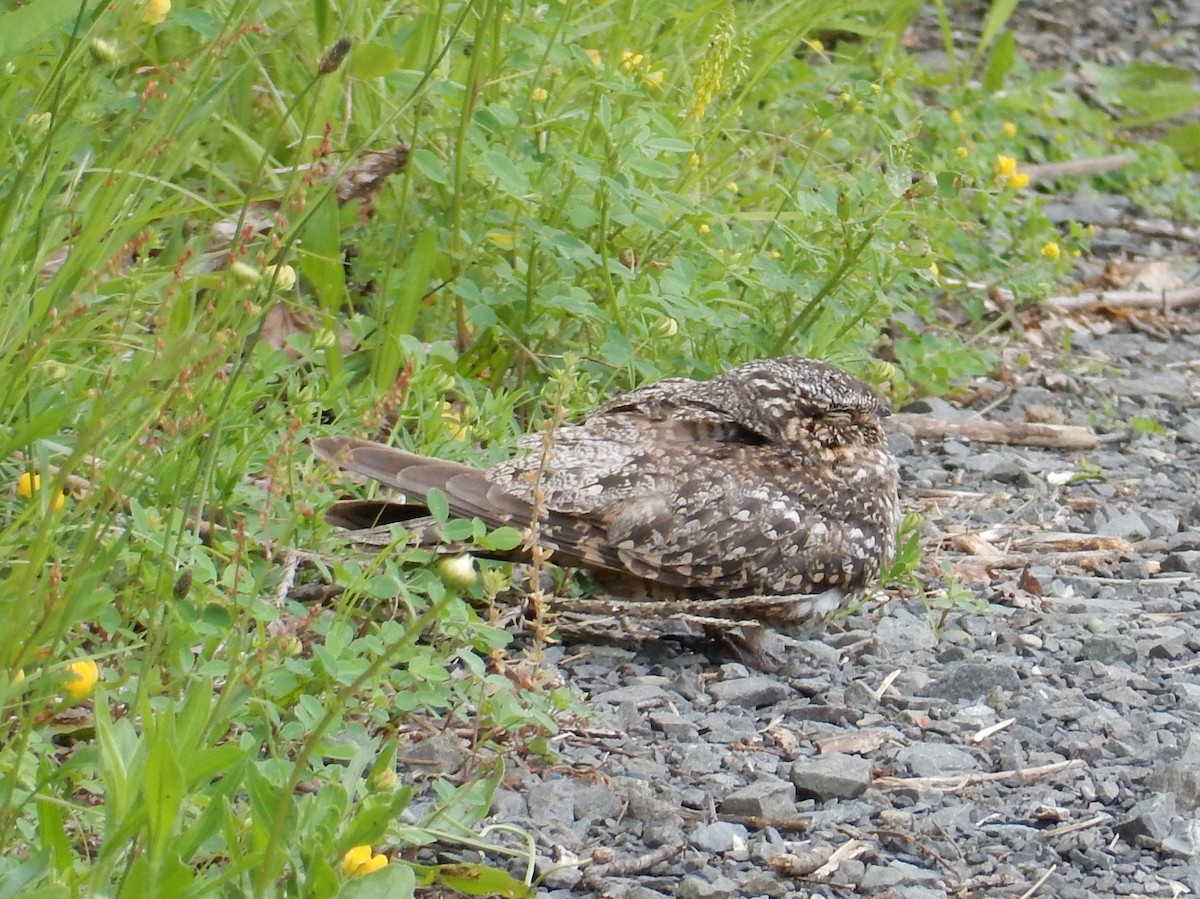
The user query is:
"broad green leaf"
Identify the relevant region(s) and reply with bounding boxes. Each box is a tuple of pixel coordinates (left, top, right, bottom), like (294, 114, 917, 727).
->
(973, 0, 1019, 65)
(425, 487, 449, 523)
(340, 788, 414, 849)
(339, 864, 416, 899)
(1163, 123, 1200, 168)
(297, 192, 345, 312)
(376, 227, 439, 388)
(414, 863, 533, 898)
(352, 42, 403, 79)
(982, 31, 1015, 93)
(0, 0, 85, 64)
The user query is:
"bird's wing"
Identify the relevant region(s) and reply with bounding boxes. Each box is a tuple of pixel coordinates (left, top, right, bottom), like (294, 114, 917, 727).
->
(598, 444, 894, 595)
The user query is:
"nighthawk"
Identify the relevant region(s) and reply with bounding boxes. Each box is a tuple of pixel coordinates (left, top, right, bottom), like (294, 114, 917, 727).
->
(313, 357, 900, 628)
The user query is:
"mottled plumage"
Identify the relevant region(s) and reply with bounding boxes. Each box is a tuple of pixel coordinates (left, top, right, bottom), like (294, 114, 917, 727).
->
(313, 357, 900, 626)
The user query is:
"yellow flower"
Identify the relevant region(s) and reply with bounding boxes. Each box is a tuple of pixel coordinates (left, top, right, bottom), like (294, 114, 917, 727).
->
(725, 181, 738, 193)
(807, 38, 824, 54)
(1040, 242, 1061, 260)
(141, 0, 170, 25)
(993, 154, 1017, 176)
(441, 402, 470, 441)
(584, 48, 602, 67)
(688, 153, 700, 169)
(485, 231, 517, 250)
(697, 223, 710, 234)
(530, 87, 548, 103)
(1006, 172, 1030, 189)
(641, 70, 664, 89)
(819, 127, 833, 140)
(620, 51, 644, 71)
(949, 110, 964, 124)
(17, 473, 66, 512)
(63, 659, 99, 700)
(1002, 121, 1017, 137)
(341, 845, 388, 877)
(955, 146, 968, 158)
(929, 261, 940, 278)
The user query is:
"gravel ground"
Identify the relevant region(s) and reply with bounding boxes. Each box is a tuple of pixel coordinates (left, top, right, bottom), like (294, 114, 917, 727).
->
(401, 5, 1200, 897)
(470, 315, 1200, 899)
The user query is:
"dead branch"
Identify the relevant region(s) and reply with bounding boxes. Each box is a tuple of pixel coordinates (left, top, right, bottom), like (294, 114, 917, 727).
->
(1022, 153, 1133, 184)
(875, 759, 1085, 792)
(889, 414, 1099, 449)
(1044, 285, 1200, 313)
(717, 813, 809, 834)
(581, 842, 682, 891)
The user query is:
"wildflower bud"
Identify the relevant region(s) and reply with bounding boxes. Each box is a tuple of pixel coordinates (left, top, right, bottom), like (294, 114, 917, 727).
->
(371, 768, 399, 791)
(437, 554, 477, 590)
(653, 317, 679, 338)
(531, 87, 549, 103)
(1040, 242, 1061, 260)
(263, 264, 296, 290)
(141, 0, 171, 26)
(229, 261, 261, 284)
(63, 659, 99, 700)
(89, 37, 121, 64)
(1002, 121, 1017, 137)
(318, 38, 353, 75)
(25, 112, 52, 136)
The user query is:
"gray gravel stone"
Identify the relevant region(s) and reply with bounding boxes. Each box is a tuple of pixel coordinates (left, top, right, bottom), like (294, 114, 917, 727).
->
(1098, 512, 1151, 540)
(924, 662, 1020, 700)
(527, 778, 582, 826)
(690, 821, 749, 853)
(1117, 793, 1178, 844)
(893, 742, 979, 777)
(707, 676, 790, 707)
(718, 780, 797, 818)
(790, 753, 873, 800)
(1163, 551, 1200, 574)
(678, 874, 737, 899)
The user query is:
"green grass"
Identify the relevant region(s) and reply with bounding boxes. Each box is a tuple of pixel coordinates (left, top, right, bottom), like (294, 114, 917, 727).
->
(1, 0, 1197, 894)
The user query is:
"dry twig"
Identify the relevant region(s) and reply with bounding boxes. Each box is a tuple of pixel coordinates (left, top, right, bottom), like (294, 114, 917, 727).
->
(889, 414, 1099, 450)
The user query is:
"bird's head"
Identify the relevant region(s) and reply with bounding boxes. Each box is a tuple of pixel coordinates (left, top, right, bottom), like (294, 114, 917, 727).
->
(710, 356, 890, 449)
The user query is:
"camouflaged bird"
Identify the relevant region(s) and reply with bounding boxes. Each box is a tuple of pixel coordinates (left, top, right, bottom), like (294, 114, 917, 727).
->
(313, 357, 900, 627)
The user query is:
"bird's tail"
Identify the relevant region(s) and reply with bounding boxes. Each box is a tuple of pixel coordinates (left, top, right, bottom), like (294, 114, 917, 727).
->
(312, 437, 532, 553)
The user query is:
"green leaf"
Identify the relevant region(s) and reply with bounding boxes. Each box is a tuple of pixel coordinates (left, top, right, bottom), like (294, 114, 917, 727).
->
(973, 0, 1019, 65)
(340, 788, 414, 849)
(376, 228, 439, 389)
(94, 689, 135, 823)
(1162, 123, 1200, 168)
(414, 863, 533, 898)
(352, 42, 403, 79)
(144, 712, 186, 862)
(421, 760, 503, 834)
(339, 864, 416, 899)
(982, 30, 1015, 93)
(0, 0, 85, 65)
(479, 150, 531, 197)
(479, 527, 522, 552)
(297, 192, 345, 312)
(425, 487, 449, 523)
